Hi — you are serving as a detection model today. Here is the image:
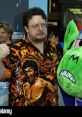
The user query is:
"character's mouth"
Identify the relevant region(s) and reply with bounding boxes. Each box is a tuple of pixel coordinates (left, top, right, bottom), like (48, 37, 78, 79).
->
(59, 70, 76, 84)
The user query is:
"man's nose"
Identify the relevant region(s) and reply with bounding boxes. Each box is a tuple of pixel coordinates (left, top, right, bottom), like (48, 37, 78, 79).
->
(38, 24, 43, 29)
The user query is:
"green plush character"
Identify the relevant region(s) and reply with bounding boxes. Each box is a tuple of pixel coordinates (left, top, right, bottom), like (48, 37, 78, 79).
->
(57, 20, 82, 98)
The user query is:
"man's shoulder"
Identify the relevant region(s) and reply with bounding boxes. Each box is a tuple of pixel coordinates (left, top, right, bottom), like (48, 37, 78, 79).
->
(10, 39, 27, 49)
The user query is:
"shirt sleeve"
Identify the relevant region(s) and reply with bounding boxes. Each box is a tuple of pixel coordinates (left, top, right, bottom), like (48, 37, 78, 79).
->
(2, 43, 20, 80)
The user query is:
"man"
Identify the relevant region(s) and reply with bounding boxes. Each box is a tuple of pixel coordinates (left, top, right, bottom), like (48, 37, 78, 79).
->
(3, 7, 61, 106)
(0, 22, 13, 106)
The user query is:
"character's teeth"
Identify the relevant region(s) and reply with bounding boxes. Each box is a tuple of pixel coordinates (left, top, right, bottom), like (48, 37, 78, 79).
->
(59, 70, 76, 84)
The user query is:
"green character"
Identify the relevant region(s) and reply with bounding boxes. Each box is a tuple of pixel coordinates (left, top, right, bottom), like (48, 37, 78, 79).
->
(57, 20, 82, 98)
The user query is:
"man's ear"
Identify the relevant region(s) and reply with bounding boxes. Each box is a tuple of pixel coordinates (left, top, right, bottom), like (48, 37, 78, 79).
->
(24, 26, 28, 33)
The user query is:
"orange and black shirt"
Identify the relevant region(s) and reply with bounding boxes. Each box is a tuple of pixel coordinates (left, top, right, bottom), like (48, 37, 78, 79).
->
(3, 37, 62, 106)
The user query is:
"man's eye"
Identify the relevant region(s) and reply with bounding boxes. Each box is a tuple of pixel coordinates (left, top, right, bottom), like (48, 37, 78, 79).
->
(34, 24, 39, 28)
(41, 23, 47, 27)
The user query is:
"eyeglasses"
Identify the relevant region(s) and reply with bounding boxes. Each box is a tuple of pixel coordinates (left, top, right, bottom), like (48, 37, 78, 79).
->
(28, 23, 47, 30)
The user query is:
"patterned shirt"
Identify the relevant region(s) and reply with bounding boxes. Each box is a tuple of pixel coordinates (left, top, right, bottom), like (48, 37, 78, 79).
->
(3, 37, 62, 106)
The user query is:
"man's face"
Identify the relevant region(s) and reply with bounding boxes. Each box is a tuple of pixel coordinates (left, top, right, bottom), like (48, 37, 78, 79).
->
(0, 28, 9, 43)
(24, 67, 35, 83)
(24, 67, 35, 78)
(24, 15, 47, 42)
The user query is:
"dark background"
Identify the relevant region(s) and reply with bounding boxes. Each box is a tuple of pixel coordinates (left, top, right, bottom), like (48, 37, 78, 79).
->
(0, 0, 28, 32)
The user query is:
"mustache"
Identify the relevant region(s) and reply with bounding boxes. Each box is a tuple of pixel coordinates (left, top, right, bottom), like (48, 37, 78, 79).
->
(36, 32, 45, 35)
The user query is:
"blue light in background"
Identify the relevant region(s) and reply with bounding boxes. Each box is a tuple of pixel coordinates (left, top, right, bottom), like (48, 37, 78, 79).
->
(29, 0, 48, 16)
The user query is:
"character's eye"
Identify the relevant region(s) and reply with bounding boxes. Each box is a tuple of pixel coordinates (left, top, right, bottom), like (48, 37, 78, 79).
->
(79, 40, 82, 46)
(67, 40, 74, 50)
(75, 39, 82, 47)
